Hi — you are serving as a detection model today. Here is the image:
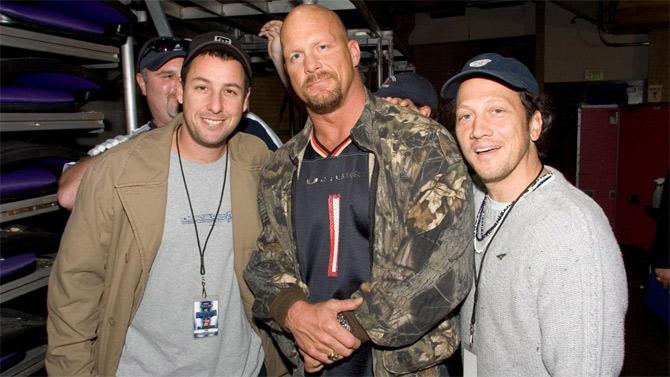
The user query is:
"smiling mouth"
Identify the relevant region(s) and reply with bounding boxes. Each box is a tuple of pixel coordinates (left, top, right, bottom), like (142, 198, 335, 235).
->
(475, 146, 500, 154)
(202, 118, 226, 126)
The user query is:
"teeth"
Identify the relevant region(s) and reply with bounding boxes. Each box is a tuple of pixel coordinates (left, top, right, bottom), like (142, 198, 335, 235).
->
(476, 146, 497, 153)
(203, 118, 224, 125)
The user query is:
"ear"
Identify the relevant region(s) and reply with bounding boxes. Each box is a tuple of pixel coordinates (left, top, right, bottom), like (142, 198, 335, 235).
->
(529, 110, 543, 141)
(136, 72, 147, 96)
(348, 40, 361, 67)
(176, 81, 184, 104)
(243, 88, 251, 113)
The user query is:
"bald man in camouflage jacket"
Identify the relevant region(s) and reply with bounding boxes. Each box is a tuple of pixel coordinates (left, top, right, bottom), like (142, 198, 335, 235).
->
(244, 5, 473, 376)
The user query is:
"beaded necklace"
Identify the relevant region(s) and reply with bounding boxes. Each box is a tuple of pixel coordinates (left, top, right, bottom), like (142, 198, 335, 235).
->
(475, 197, 511, 241)
(473, 169, 554, 254)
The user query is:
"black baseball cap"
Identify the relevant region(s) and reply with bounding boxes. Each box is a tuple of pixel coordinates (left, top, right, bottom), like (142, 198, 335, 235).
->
(137, 36, 189, 72)
(374, 72, 439, 112)
(183, 31, 252, 80)
(440, 53, 538, 99)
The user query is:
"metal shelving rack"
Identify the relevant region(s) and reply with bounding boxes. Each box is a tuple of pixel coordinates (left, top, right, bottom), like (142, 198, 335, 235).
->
(0, 13, 125, 377)
(0, 112, 105, 132)
(0, 194, 60, 223)
(0, 25, 119, 62)
(0, 258, 53, 305)
(1, 345, 47, 377)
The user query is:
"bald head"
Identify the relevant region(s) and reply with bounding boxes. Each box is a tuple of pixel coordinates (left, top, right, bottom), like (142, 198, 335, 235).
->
(281, 5, 348, 48)
(279, 4, 363, 115)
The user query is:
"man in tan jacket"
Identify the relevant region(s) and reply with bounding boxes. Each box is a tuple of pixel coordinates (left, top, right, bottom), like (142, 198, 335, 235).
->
(46, 32, 288, 377)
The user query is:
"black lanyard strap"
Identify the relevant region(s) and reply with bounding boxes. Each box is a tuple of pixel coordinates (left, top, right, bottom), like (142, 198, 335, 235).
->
(175, 124, 229, 298)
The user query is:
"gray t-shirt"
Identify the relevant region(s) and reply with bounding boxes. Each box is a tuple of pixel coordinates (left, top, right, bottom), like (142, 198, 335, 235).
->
(117, 151, 263, 377)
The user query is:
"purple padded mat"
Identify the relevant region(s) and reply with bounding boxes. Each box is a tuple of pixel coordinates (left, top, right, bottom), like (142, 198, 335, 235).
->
(0, 351, 24, 372)
(0, 0, 132, 35)
(0, 308, 46, 371)
(12, 73, 100, 92)
(0, 253, 37, 284)
(0, 167, 56, 196)
(0, 86, 74, 104)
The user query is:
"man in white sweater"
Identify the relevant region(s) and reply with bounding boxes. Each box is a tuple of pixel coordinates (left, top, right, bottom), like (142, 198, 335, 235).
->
(441, 53, 628, 376)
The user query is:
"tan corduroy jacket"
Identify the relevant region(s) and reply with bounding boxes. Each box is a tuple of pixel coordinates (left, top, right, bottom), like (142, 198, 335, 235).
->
(46, 114, 289, 376)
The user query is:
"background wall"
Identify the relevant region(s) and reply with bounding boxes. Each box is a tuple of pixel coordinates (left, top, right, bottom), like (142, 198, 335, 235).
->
(407, 1, 650, 84)
(543, 1, 648, 83)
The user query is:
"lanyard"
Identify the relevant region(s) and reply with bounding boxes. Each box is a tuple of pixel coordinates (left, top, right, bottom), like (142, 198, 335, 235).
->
(468, 165, 549, 349)
(175, 125, 229, 298)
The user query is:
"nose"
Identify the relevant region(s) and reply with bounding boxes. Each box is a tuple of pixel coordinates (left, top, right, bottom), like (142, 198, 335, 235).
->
(168, 76, 180, 94)
(207, 91, 222, 113)
(304, 52, 321, 73)
(470, 116, 492, 139)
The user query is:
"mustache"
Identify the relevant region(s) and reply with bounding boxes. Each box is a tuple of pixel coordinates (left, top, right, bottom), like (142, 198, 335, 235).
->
(303, 71, 336, 87)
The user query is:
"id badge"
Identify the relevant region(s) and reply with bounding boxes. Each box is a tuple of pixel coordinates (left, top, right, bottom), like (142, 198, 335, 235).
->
(463, 347, 478, 377)
(193, 297, 219, 338)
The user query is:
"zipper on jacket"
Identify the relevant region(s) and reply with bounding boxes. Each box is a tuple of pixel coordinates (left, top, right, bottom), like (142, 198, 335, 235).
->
(367, 153, 379, 272)
(350, 136, 379, 272)
(289, 167, 299, 260)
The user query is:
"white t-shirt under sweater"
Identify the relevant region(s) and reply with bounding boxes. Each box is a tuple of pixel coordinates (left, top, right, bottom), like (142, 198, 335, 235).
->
(117, 151, 263, 377)
(460, 166, 628, 377)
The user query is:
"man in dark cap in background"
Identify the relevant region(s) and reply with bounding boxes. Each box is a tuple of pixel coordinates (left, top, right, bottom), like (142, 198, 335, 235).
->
(373, 72, 439, 119)
(57, 36, 188, 209)
(47, 31, 288, 377)
(442, 52, 627, 376)
(57, 36, 282, 210)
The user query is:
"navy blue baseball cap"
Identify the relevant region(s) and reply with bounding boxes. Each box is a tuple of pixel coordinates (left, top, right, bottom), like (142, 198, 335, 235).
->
(374, 72, 439, 112)
(137, 36, 189, 72)
(440, 53, 538, 99)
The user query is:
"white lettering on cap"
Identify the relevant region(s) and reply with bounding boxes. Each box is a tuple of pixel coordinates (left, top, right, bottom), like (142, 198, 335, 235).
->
(214, 36, 232, 44)
(469, 59, 491, 68)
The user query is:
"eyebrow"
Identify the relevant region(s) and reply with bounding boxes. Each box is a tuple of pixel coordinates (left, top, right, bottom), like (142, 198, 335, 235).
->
(189, 76, 243, 90)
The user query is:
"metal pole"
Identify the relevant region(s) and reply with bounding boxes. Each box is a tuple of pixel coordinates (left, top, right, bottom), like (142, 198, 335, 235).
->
(121, 36, 138, 133)
(376, 35, 383, 89)
(387, 32, 394, 77)
(145, 0, 173, 36)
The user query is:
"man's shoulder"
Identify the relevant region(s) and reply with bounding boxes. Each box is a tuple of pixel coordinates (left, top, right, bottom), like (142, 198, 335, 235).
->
(542, 171, 608, 221)
(87, 122, 153, 157)
(237, 112, 282, 151)
(88, 123, 173, 182)
(369, 94, 439, 128)
(229, 131, 274, 168)
(527, 170, 616, 247)
(370, 100, 454, 145)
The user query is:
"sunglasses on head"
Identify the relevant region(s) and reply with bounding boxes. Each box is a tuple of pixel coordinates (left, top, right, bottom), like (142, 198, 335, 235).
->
(139, 37, 190, 61)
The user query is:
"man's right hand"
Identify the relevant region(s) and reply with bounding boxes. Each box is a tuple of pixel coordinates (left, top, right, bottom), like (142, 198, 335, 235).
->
(284, 297, 363, 365)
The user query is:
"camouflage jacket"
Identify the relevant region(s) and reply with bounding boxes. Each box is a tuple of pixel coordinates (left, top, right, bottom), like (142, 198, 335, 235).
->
(245, 93, 474, 376)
